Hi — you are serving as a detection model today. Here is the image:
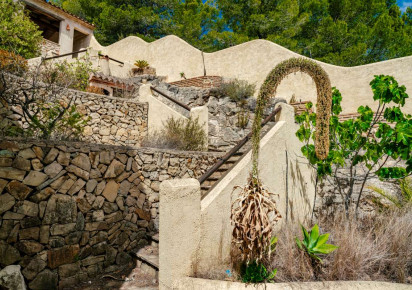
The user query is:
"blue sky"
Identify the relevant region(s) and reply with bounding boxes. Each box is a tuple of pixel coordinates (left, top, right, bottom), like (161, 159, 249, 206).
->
(397, 0, 412, 12)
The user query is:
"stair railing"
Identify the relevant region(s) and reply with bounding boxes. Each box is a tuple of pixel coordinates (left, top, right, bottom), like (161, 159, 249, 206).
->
(198, 106, 282, 185)
(150, 86, 191, 111)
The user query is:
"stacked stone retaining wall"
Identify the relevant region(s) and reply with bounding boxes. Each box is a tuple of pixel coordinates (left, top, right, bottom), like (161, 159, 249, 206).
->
(0, 139, 221, 289)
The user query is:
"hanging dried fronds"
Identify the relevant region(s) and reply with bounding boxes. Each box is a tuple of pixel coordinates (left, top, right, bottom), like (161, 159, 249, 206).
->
(251, 58, 332, 178)
(231, 176, 282, 265)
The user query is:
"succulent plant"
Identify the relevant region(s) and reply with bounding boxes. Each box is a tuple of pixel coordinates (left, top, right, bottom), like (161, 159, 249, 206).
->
(295, 224, 338, 262)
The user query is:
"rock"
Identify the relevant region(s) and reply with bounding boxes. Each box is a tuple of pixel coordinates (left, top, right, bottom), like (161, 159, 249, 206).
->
(58, 178, 76, 194)
(49, 237, 65, 248)
(57, 152, 70, 166)
(0, 241, 21, 265)
(81, 255, 105, 267)
(47, 245, 80, 269)
(76, 198, 92, 213)
(43, 148, 59, 164)
(31, 159, 43, 171)
(86, 179, 98, 193)
(105, 211, 123, 224)
(3, 211, 25, 220)
(65, 231, 82, 245)
(102, 202, 118, 214)
(116, 197, 125, 211)
(44, 162, 63, 178)
(75, 212, 85, 231)
(18, 148, 36, 159)
(28, 269, 58, 290)
(92, 196, 105, 209)
(116, 252, 132, 265)
(100, 151, 114, 165)
(95, 181, 106, 195)
(72, 153, 91, 171)
(0, 167, 26, 181)
(66, 165, 89, 180)
(43, 194, 77, 224)
(39, 225, 50, 244)
(30, 187, 55, 203)
(0, 193, 15, 214)
(23, 171, 48, 187)
(104, 160, 125, 178)
(0, 265, 27, 290)
(19, 227, 40, 240)
(89, 232, 108, 246)
(15, 240, 43, 255)
(20, 217, 41, 228)
(32, 147, 44, 160)
(59, 262, 80, 279)
(102, 180, 119, 202)
(0, 178, 8, 193)
(50, 223, 76, 235)
(0, 158, 12, 167)
(92, 210, 104, 221)
(135, 208, 151, 221)
(22, 258, 46, 280)
(16, 201, 38, 217)
(12, 157, 31, 171)
(68, 179, 86, 195)
(85, 222, 108, 231)
(6, 180, 32, 200)
(118, 180, 132, 195)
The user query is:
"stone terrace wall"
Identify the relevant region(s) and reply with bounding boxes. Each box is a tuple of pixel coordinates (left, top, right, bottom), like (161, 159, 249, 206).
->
(0, 74, 148, 147)
(0, 139, 221, 289)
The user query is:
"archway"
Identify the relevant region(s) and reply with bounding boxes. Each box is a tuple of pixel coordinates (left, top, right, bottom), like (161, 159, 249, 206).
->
(251, 58, 332, 178)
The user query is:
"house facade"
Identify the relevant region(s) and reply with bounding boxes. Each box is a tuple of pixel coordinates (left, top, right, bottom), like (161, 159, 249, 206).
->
(20, 0, 95, 57)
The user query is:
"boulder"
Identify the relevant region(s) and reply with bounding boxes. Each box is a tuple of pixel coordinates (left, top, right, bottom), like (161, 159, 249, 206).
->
(28, 269, 58, 290)
(6, 180, 32, 200)
(0, 241, 21, 266)
(71, 153, 91, 171)
(102, 180, 119, 202)
(0, 265, 27, 290)
(0, 193, 15, 215)
(23, 171, 48, 187)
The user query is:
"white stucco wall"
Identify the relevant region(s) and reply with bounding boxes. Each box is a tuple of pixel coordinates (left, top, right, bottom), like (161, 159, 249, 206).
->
(90, 35, 412, 114)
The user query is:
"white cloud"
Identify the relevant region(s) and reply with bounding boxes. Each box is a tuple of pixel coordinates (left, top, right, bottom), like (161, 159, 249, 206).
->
(400, 1, 412, 12)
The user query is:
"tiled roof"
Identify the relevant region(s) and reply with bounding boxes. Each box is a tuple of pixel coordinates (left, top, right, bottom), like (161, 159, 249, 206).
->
(26, 0, 95, 28)
(169, 76, 223, 89)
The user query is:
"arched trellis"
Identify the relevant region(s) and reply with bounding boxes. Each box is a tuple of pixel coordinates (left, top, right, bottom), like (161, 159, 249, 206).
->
(251, 57, 332, 178)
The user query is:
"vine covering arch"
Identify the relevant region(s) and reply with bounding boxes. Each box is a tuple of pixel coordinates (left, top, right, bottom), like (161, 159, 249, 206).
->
(251, 57, 332, 178)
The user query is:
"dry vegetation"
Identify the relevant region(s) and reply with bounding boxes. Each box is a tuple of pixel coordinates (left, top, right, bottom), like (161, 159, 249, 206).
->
(272, 209, 412, 283)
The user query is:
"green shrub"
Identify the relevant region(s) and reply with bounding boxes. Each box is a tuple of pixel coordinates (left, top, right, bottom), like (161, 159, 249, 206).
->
(217, 79, 255, 103)
(0, 0, 42, 58)
(241, 261, 277, 283)
(142, 116, 207, 151)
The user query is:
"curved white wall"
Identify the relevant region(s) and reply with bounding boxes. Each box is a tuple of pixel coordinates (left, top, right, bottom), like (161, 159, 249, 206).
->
(91, 36, 412, 114)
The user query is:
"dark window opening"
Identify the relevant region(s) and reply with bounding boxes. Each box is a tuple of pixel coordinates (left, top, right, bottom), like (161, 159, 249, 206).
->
(26, 5, 60, 43)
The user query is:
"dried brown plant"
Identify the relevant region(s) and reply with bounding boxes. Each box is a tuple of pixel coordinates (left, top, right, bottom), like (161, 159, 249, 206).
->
(231, 176, 281, 266)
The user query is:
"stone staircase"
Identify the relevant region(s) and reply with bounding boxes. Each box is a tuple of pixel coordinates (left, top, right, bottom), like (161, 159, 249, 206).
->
(200, 151, 244, 197)
(131, 233, 159, 281)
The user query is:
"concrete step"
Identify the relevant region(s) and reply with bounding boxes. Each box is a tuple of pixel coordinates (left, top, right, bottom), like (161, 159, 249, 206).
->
(131, 245, 159, 281)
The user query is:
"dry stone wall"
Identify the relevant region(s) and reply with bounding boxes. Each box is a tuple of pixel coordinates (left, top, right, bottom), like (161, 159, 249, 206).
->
(0, 74, 148, 147)
(0, 138, 221, 289)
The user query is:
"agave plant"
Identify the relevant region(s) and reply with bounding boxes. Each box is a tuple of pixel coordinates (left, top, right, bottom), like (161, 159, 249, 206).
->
(295, 224, 338, 262)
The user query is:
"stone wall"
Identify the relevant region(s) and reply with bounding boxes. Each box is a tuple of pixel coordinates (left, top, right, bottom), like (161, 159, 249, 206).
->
(0, 74, 148, 147)
(0, 139, 221, 289)
(153, 82, 284, 151)
(40, 39, 60, 58)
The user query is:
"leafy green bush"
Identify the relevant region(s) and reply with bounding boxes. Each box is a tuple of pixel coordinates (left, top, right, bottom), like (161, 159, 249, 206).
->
(241, 261, 277, 283)
(295, 224, 338, 262)
(142, 116, 207, 151)
(42, 56, 95, 91)
(0, 0, 42, 58)
(296, 75, 411, 215)
(217, 79, 255, 103)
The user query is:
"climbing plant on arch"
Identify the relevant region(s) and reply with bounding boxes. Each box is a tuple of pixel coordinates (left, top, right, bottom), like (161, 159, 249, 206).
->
(231, 58, 332, 269)
(251, 57, 332, 178)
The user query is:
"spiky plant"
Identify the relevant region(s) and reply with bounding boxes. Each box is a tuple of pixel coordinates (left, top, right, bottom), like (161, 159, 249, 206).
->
(231, 58, 332, 269)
